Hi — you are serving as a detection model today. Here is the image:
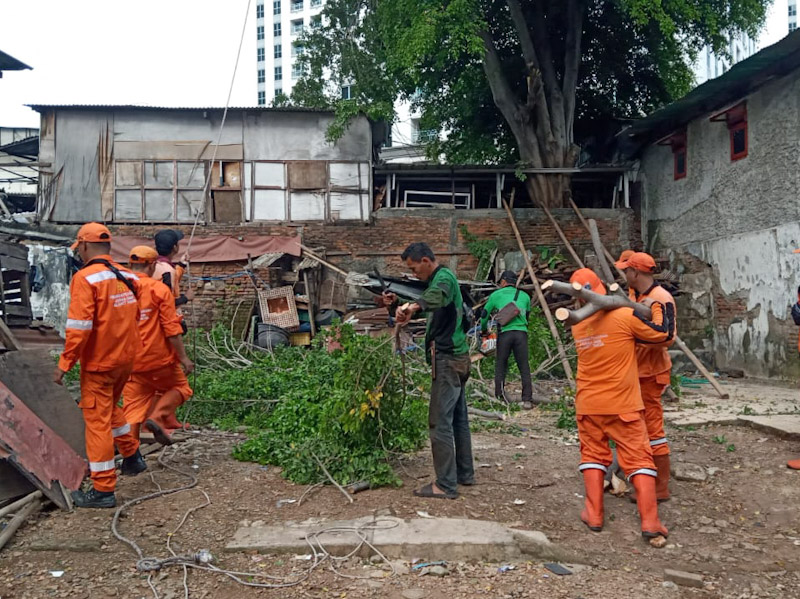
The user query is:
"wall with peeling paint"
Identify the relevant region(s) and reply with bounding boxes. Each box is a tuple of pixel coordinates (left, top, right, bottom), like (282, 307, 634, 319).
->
(640, 68, 800, 378)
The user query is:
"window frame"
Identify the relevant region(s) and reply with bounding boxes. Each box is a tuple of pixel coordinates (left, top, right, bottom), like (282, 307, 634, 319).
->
(258, 68, 265, 84)
(257, 25, 264, 40)
(275, 66, 283, 81)
(114, 160, 207, 223)
(258, 91, 266, 105)
(274, 44, 282, 59)
(257, 47, 265, 62)
(274, 22, 282, 36)
(729, 121, 748, 161)
(291, 0, 304, 12)
(256, 3, 264, 18)
(273, 0, 281, 14)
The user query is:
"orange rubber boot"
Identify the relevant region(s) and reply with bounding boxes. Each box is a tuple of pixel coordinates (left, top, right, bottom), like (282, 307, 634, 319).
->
(580, 468, 605, 532)
(145, 390, 182, 446)
(631, 474, 668, 539)
(787, 458, 800, 470)
(654, 454, 671, 501)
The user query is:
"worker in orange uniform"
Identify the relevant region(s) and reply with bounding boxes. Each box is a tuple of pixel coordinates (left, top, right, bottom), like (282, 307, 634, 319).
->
(615, 252, 677, 501)
(570, 268, 672, 541)
(123, 246, 194, 446)
(787, 286, 800, 469)
(53, 223, 147, 509)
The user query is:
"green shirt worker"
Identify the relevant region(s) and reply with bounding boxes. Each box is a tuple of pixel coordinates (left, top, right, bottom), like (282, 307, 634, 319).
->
(393, 242, 474, 500)
(481, 270, 533, 409)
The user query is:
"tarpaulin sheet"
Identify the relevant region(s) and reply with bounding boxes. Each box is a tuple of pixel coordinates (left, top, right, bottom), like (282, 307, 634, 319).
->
(110, 235, 301, 264)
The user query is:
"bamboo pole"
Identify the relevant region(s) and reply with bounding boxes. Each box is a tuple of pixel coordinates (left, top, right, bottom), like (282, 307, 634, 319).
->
(568, 197, 626, 280)
(537, 202, 585, 268)
(503, 199, 574, 386)
(0, 499, 41, 552)
(0, 491, 42, 520)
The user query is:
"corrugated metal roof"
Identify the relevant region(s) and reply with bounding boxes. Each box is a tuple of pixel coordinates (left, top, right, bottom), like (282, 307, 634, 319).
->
(26, 104, 333, 114)
(0, 50, 32, 73)
(621, 30, 800, 154)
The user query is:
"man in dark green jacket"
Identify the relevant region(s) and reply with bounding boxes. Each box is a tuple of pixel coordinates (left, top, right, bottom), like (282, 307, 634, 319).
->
(394, 242, 474, 499)
(481, 270, 533, 409)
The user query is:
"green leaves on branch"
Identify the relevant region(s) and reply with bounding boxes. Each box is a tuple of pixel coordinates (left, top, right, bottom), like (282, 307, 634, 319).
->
(188, 324, 430, 487)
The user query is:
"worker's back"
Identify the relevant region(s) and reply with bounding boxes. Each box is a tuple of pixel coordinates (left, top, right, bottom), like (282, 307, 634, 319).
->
(61, 257, 141, 372)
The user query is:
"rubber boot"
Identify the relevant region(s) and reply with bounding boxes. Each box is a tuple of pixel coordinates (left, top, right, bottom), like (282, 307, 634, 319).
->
(145, 390, 182, 446)
(629, 454, 671, 503)
(654, 454, 671, 501)
(787, 458, 800, 470)
(71, 487, 116, 509)
(580, 468, 605, 532)
(120, 448, 147, 476)
(631, 474, 668, 539)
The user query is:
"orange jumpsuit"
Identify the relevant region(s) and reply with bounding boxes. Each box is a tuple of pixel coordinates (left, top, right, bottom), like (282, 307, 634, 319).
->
(123, 274, 192, 430)
(573, 302, 671, 477)
(58, 256, 142, 493)
(628, 284, 676, 456)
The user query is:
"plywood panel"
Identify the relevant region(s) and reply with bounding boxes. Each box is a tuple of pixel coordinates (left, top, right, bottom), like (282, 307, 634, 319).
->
(115, 189, 142, 220)
(288, 161, 327, 190)
(115, 141, 243, 160)
(330, 192, 362, 220)
(329, 162, 361, 189)
(213, 190, 242, 223)
(177, 190, 204, 221)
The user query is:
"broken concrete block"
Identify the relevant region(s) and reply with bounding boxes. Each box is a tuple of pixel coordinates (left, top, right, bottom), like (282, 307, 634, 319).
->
(664, 569, 704, 588)
(672, 462, 707, 482)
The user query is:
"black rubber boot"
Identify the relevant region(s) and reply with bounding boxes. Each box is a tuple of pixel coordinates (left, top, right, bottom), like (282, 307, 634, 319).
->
(71, 488, 116, 509)
(120, 449, 147, 476)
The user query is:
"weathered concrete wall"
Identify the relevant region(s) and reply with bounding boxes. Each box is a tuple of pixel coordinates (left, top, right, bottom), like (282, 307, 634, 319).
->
(641, 68, 800, 378)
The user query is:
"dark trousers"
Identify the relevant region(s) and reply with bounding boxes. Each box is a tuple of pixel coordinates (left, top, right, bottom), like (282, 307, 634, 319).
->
(429, 353, 474, 494)
(495, 330, 533, 402)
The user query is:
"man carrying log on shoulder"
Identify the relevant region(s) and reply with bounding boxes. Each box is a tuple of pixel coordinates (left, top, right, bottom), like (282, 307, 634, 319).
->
(568, 268, 671, 542)
(616, 252, 677, 502)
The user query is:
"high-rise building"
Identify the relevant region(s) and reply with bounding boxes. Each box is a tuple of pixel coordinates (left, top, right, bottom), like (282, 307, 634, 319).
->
(693, 31, 757, 85)
(790, 0, 798, 33)
(256, 0, 325, 105)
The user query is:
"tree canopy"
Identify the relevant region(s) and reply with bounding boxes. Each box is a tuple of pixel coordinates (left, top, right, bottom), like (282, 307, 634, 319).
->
(290, 0, 771, 205)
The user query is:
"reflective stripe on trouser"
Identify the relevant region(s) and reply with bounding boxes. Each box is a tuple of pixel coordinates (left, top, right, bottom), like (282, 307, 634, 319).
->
(577, 412, 655, 477)
(123, 362, 193, 425)
(639, 375, 670, 456)
(79, 364, 139, 492)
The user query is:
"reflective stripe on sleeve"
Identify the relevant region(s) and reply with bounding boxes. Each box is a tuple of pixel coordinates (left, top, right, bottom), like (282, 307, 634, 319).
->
(66, 319, 93, 330)
(650, 438, 668, 447)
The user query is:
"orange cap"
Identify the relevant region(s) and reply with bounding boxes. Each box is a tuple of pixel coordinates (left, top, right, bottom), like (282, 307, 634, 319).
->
(618, 249, 635, 262)
(615, 251, 657, 273)
(71, 222, 112, 250)
(570, 268, 606, 295)
(129, 245, 158, 264)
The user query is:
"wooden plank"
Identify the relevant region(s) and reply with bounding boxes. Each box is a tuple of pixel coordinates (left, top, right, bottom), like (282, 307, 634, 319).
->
(0, 241, 29, 262)
(0, 255, 29, 274)
(288, 161, 327, 190)
(0, 319, 21, 351)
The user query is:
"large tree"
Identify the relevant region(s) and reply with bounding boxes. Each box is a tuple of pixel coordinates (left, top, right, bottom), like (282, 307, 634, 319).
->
(291, 0, 771, 207)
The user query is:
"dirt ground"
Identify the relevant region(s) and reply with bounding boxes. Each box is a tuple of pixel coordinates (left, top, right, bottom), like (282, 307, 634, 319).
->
(2, 382, 800, 599)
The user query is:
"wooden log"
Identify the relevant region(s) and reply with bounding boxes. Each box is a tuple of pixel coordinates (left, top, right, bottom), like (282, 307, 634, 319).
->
(674, 335, 729, 399)
(468, 407, 507, 421)
(504, 199, 575, 386)
(543, 280, 650, 320)
(0, 490, 42, 519)
(0, 499, 41, 552)
(588, 219, 617, 285)
(569, 197, 626, 280)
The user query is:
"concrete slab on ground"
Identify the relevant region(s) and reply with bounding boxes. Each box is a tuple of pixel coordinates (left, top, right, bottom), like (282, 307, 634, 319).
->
(665, 379, 799, 428)
(225, 516, 580, 563)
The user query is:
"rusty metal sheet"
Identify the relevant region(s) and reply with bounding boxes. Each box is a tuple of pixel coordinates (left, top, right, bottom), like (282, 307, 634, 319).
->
(0, 380, 87, 510)
(0, 349, 85, 457)
(287, 161, 327, 190)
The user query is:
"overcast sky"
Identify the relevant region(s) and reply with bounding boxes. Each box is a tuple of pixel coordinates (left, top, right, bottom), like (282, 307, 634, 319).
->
(0, 0, 790, 129)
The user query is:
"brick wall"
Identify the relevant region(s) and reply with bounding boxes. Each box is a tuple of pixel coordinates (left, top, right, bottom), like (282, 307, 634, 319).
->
(109, 208, 638, 329)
